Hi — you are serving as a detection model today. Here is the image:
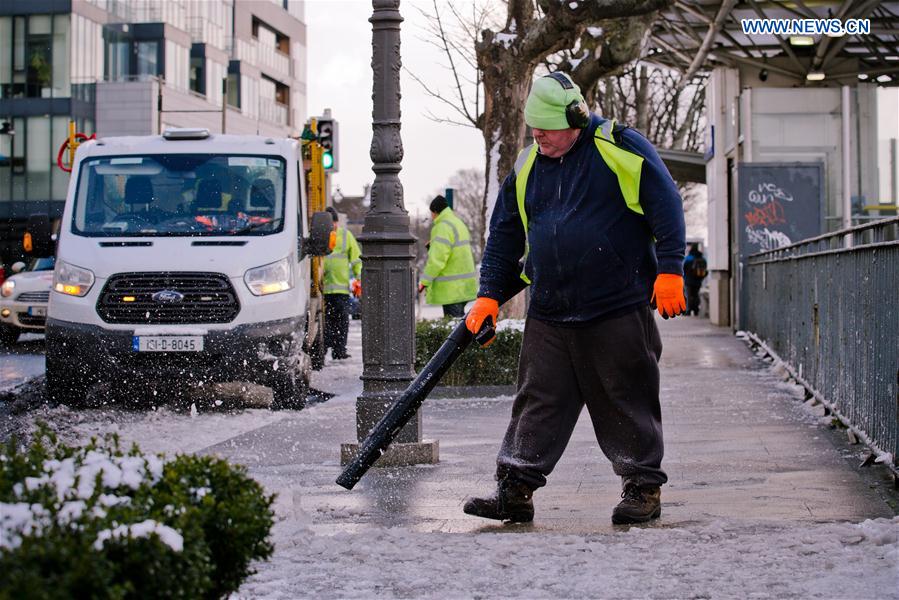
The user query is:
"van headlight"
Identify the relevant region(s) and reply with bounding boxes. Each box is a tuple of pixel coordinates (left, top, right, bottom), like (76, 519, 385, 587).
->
(244, 258, 293, 296)
(53, 261, 95, 297)
(1, 280, 14, 298)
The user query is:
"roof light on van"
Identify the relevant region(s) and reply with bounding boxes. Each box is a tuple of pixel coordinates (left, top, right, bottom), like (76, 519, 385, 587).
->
(162, 128, 210, 140)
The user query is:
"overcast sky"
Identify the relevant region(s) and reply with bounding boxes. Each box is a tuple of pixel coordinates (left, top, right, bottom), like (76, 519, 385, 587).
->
(306, 0, 487, 218)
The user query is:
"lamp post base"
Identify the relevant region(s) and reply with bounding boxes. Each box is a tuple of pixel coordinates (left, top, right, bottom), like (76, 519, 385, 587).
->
(340, 440, 439, 467)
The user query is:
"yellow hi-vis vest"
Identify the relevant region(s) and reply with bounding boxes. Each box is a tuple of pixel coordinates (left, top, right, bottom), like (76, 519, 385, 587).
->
(514, 119, 645, 283)
(323, 227, 362, 294)
(421, 207, 478, 305)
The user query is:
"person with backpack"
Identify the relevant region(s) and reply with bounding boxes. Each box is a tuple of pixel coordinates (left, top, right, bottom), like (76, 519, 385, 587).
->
(683, 243, 708, 316)
(462, 72, 686, 525)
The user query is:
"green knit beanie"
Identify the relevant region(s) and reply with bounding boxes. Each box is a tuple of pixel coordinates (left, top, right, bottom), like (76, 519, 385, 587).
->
(524, 72, 585, 130)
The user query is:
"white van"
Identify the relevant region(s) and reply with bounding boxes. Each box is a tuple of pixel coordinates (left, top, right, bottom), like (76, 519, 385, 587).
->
(45, 129, 331, 407)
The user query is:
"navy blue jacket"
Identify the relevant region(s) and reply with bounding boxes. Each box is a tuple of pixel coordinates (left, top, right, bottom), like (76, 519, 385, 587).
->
(478, 114, 686, 324)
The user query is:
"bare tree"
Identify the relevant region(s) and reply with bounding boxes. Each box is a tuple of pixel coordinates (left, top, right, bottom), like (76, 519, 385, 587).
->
(591, 63, 706, 152)
(445, 168, 487, 263)
(415, 0, 673, 232)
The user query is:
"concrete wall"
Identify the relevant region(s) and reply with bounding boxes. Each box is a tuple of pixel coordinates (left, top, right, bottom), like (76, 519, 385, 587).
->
(749, 88, 843, 229)
(95, 80, 158, 136)
(96, 80, 290, 138)
(704, 68, 740, 327)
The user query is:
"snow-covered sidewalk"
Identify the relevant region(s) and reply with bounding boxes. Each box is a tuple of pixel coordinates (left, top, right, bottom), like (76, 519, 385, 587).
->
(7, 318, 897, 598)
(243, 517, 897, 598)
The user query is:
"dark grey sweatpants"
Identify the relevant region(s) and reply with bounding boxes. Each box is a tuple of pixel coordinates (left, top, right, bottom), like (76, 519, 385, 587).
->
(496, 305, 666, 489)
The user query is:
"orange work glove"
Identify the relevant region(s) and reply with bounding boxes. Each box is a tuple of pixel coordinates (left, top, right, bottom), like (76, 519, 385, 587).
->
(352, 280, 362, 297)
(465, 297, 499, 347)
(651, 273, 686, 319)
(328, 230, 337, 252)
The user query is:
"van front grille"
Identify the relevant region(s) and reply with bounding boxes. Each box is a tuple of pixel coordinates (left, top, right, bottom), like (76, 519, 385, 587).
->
(16, 291, 50, 303)
(17, 313, 46, 327)
(96, 272, 240, 324)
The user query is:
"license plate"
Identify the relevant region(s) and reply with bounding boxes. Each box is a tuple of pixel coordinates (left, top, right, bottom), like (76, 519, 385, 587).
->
(133, 336, 204, 352)
(28, 306, 47, 317)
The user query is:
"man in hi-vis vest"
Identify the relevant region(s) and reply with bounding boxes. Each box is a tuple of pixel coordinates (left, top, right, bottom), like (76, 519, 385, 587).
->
(323, 207, 361, 360)
(462, 72, 686, 525)
(418, 195, 477, 318)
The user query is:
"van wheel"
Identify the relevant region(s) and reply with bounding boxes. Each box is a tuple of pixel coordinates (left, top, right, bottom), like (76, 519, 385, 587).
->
(45, 353, 91, 407)
(270, 369, 308, 410)
(0, 325, 20, 348)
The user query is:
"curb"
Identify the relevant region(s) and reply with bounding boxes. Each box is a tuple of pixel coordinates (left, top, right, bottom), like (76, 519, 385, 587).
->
(428, 385, 515, 399)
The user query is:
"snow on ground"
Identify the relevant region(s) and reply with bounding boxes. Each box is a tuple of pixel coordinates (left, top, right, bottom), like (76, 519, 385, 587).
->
(0, 335, 45, 392)
(5, 321, 898, 598)
(70, 406, 290, 456)
(239, 517, 898, 599)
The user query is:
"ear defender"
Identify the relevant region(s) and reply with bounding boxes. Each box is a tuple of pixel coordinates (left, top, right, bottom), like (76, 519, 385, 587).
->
(565, 98, 590, 129)
(543, 72, 590, 129)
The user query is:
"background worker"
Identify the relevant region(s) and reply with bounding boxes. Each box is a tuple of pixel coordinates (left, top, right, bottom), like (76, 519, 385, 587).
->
(683, 243, 708, 316)
(323, 206, 362, 360)
(463, 72, 686, 525)
(418, 195, 477, 318)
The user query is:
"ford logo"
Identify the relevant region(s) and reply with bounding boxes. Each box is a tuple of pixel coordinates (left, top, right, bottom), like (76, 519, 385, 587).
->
(152, 290, 185, 304)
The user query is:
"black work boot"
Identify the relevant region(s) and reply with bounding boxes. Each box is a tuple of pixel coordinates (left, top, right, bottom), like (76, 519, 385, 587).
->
(463, 478, 534, 523)
(612, 484, 661, 524)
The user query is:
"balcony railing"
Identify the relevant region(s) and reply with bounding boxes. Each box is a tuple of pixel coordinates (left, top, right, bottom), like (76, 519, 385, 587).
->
(229, 37, 292, 78)
(258, 97, 288, 126)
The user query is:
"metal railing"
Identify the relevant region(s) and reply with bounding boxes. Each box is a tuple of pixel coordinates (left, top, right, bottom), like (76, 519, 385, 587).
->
(744, 217, 898, 471)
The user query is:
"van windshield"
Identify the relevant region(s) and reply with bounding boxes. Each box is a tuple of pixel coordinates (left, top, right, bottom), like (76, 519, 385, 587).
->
(72, 154, 286, 237)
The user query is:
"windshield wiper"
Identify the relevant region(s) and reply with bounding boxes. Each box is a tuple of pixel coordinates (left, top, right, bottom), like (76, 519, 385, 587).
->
(228, 217, 282, 236)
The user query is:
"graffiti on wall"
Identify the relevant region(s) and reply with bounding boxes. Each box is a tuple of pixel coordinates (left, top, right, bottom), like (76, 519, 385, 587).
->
(738, 164, 822, 255)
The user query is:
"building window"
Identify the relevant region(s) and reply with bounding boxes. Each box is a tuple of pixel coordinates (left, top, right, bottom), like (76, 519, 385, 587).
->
(190, 55, 205, 95)
(226, 71, 240, 108)
(0, 15, 69, 99)
(105, 44, 127, 81)
(103, 26, 163, 83)
(26, 16, 53, 98)
(135, 40, 159, 79)
(252, 18, 290, 56)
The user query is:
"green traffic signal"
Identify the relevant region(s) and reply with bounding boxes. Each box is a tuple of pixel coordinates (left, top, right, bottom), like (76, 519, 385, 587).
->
(322, 151, 334, 170)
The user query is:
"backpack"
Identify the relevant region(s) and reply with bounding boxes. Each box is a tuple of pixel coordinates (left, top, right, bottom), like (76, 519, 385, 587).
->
(691, 256, 708, 279)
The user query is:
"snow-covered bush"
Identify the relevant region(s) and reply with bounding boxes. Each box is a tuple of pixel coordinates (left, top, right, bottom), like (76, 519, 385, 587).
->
(0, 427, 274, 599)
(415, 318, 523, 386)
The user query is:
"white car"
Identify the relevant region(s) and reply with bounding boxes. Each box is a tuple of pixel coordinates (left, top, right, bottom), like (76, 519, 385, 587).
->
(0, 257, 55, 346)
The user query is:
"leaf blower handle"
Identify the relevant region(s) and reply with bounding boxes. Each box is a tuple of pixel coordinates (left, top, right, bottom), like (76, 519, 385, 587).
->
(473, 316, 495, 347)
(465, 297, 499, 347)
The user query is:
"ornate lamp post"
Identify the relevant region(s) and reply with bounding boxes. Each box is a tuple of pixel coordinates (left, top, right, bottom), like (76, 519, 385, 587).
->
(340, 0, 438, 467)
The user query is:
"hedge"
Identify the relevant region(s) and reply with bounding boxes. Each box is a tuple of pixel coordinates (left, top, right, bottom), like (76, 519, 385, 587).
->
(0, 428, 275, 599)
(415, 318, 523, 387)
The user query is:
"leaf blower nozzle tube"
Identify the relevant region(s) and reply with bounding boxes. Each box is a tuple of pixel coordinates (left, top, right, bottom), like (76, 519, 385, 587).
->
(336, 316, 495, 490)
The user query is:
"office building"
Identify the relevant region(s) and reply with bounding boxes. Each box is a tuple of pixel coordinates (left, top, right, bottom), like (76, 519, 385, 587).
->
(0, 0, 308, 264)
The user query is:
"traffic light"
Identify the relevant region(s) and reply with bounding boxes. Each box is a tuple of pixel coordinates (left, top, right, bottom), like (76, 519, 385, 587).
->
(317, 117, 339, 173)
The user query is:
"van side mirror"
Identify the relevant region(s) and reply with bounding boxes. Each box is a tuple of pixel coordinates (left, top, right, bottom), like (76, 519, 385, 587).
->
(24, 213, 54, 257)
(302, 211, 333, 257)
(11, 261, 25, 274)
